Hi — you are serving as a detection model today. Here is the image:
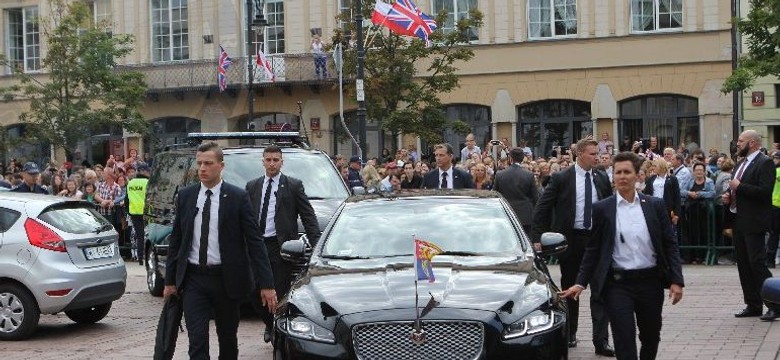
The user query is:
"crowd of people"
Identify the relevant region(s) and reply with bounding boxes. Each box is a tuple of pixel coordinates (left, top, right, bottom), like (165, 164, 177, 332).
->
(1, 149, 151, 263)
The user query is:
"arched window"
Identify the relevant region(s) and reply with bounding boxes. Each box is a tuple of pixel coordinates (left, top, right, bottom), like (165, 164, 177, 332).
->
(332, 111, 389, 159)
(145, 117, 201, 155)
(440, 105, 491, 157)
(517, 100, 591, 157)
(619, 95, 698, 152)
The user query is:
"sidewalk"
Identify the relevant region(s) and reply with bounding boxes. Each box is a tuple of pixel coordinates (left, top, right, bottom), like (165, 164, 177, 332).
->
(548, 264, 780, 360)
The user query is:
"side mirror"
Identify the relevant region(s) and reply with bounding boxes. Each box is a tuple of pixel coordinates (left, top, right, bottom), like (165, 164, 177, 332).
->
(538, 232, 567, 256)
(280, 237, 307, 263)
(351, 186, 366, 195)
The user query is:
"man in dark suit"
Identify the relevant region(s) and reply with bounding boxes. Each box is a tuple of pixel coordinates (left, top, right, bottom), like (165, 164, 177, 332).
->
(246, 145, 321, 342)
(642, 159, 681, 226)
(725, 130, 779, 321)
(494, 147, 538, 239)
(163, 142, 277, 359)
(560, 151, 684, 360)
(533, 138, 615, 356)
(422, 143, 474, 189)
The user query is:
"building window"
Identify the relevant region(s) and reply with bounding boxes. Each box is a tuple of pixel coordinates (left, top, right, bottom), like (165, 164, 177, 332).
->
(88, 0, 112, 28)
(151, 0, 189, 62)
(338, 0, 352, 30)
(431, 0, 479, 41)
(619, 95, 698, 152)
(517, 100, 591, 157)
(631, 0, 682, 32)
(5, 7, 40, 73)
(250, 0, 285, 55)
(528, 0, 577, 39)
(775, 84, 780, 108)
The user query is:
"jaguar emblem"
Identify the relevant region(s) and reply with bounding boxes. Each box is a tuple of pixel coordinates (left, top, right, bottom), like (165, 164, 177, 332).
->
(410, 319, 427, 345)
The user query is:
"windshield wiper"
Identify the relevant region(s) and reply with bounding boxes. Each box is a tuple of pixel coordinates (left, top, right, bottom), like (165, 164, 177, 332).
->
(321, 254, 371, 260)
(307, 196, 326, 200)
(94, 223, 113, 234)
(437, 251, 481, 256)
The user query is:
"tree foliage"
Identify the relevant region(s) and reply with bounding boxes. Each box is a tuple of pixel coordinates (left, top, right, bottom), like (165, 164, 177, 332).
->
(333, 1, 483, 146)
(0, 0, 147, 155)
(722, 0, 780, 93)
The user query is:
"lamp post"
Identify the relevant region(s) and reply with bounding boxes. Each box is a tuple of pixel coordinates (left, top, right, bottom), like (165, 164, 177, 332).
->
(247, 0, 267, 129)
(355, 0, 367, 160)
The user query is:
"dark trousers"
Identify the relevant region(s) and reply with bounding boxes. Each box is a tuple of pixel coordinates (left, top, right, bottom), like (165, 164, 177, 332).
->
(314, 55, 327, 76)
(767, 207, 780, 266)
(182, 267, 242, 360)
(603, 277, 664, 360)
(734, 230, 774, 310)
(257, 237, 293, 328)
(560, 231, 610, 346)
(130, 215, 144, 259)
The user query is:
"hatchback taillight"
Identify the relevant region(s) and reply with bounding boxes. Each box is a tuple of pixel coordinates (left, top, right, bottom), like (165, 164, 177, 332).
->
(25, 218, 66, 252)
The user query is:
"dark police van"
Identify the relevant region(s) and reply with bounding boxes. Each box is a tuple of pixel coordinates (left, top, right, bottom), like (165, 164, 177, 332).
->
(143, 132, 350, 296)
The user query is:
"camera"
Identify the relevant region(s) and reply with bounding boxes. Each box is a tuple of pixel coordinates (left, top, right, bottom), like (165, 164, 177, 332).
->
(490, 140, 501, 146)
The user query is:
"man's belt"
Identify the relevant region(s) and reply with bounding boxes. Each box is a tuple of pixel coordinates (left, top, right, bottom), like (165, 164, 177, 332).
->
(608, 266, 660, 282)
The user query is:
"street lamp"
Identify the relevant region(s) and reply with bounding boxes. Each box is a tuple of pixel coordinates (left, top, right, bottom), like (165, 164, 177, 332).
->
(247, 0, 267, 130)
(355, 0, 367, 160)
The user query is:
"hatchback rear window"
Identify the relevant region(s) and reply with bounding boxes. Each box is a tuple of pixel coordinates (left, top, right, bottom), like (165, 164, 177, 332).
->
(38, 204, 112, 234)
(0, 208, 21, 232)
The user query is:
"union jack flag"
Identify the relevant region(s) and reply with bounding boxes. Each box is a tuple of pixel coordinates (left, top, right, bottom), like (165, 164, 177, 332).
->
(217, 45, 232, 92)
(373, 0, 438, 45)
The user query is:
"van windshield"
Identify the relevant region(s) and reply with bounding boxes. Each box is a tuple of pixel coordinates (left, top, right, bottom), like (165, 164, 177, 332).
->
(221, 152, 350, 200)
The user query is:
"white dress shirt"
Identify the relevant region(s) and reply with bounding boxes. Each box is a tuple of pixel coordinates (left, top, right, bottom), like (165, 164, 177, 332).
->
(260, 173, 281, 237)
(438, 167, 454, 189)
(190, 180, 223, 266)
(574, 164, 599, 230)
(652, 175, 666, 199)
(612, 191, 657, 270)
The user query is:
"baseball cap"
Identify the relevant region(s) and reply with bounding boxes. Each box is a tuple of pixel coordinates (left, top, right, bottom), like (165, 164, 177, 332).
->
(349, 156, 361, 163)
(22, 162, 40, 175)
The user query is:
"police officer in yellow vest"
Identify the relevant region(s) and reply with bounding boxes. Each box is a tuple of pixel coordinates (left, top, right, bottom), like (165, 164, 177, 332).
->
(768, 152, 780, 268)
(127, 163, 150, 266)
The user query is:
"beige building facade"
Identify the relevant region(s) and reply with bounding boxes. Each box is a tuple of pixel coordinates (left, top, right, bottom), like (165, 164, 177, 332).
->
(0, 0, 735, 164)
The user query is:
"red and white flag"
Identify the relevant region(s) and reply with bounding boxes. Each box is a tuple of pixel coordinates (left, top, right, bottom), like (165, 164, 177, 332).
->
(256, 48, 275, 82)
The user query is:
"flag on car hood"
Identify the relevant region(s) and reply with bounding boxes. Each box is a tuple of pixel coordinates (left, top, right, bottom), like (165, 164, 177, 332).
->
(415, 239, 442, 283)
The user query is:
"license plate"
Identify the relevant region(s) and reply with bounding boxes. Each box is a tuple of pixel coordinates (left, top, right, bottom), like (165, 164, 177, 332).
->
(84, 245, 115, 260)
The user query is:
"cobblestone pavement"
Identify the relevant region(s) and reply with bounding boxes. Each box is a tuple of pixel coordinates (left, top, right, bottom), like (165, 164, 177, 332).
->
(0, 263, 777, 359)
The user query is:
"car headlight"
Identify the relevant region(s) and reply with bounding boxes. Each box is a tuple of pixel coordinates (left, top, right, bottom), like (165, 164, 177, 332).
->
(503, 310, 561, 339)
(277, 316, 336, 343)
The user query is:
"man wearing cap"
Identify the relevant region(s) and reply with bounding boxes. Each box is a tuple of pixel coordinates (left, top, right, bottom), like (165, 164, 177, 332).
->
(127, 163, 150, 266)
(347, 156, 364, 189)
(11, 162, 48, 194)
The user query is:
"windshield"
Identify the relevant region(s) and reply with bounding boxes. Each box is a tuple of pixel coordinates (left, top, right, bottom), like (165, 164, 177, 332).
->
(217, 151, 349, 200)
(323, 198, 526, 258)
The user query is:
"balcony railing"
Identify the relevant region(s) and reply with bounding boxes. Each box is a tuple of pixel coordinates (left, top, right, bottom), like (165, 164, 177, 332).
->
(115, 54, 344, 92)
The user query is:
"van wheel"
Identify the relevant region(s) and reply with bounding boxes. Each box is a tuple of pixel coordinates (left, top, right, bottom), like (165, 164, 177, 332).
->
(65, 303, 112, 324)
(147, 248, 164, 297)
(0, 284, 40, 340)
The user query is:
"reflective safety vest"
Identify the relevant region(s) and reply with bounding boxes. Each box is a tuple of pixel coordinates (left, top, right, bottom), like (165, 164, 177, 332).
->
(773, 167, 780, 208)
(127, 177, 148, 215)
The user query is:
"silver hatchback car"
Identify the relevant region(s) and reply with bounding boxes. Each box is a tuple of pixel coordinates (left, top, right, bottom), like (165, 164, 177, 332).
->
(0, 192, 127, 340)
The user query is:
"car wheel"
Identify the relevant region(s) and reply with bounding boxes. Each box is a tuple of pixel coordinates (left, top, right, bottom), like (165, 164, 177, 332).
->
(65, 303, 112, 324)
(147, 248, 164, 297)
(0, 284, 40, 341)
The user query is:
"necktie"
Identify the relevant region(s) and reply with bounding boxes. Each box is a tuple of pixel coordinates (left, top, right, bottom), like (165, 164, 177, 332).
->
(584, 172, 592, 229)
(259, 179, 273, 235)
(441, 172, 448, 189)
(198, 189, 212, 266)
(730, 161, 747, 212)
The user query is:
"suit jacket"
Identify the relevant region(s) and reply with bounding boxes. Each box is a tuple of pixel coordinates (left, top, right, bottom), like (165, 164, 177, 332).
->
(165, 182, 275, 299)
(532, 166, 612, 245)
(734, 152, 775, 233)
(246, 173, 320, 247)
(575, 193, 685, 296)
(493, 164, 539, 226)
(421, 167, 475, 189)
(643, 174, 681, 218)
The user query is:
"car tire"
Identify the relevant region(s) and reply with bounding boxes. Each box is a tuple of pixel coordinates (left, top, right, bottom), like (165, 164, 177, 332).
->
(147, 247, 164, 297)
(0, 283, 40, 341)
(64, 303, 112, 324)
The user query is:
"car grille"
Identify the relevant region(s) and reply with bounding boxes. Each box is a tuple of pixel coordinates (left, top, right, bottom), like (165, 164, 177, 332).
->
(352, 320, 484, 360)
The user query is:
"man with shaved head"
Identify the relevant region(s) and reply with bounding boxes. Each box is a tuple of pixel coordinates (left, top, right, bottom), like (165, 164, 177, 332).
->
(725, 130, 780, 321)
